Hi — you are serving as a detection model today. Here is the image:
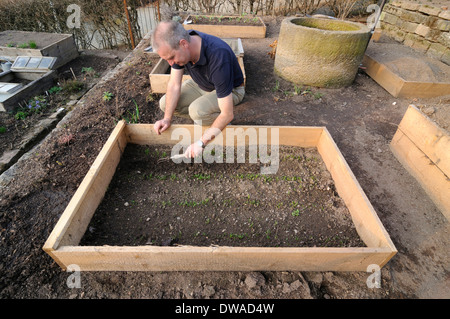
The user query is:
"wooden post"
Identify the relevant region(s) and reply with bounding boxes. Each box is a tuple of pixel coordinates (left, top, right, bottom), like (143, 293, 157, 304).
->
(156, 0, 161, 22)
(123, 0, 135, 49)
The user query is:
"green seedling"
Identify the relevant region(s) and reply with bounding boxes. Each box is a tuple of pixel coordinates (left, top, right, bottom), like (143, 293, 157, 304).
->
(81, 67, 94, 73)
(0, 126, 6, 133)
(123, 100, 140, 123)
(314, 92, 323, 99)
(272, 79, 280, 92)
(192, 173, 210, 180)
(103, 91, 113, 101)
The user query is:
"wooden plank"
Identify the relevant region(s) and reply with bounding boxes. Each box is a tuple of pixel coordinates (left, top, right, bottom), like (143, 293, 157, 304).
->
(51, 246, 395, 272)
(362, 55, 450, 98)
(397, 105, 450, 177)
(184, 16, 266, 39)
(362, 54, 405, 97)
(126, 124, 323, 148)
(43, 121, 128, 251)
(399, 81, 450, 99)
(151, 57, 169, 74)
(390, 129, 450, 220)
(317, 128, 397, 251)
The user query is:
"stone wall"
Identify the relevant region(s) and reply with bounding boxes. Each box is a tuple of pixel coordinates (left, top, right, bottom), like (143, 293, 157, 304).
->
(379, 0, 449, 65)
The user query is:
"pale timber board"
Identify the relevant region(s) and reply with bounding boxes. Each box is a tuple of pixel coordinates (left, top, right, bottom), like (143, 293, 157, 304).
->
(317, 128, 397, 251)
(43, 121, 127, 251)
(184, 16, 266, 39)
(362, 55, 405, 97)
(125, 124, 323, 148)
(390, 128, 450, 220)
(397, 105, 450, 178)
(50, 246, 395, 272)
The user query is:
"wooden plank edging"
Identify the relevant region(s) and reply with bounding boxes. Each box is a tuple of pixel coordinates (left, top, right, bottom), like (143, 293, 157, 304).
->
(390, 105, 450, 219)
(43, 123, 397, 271)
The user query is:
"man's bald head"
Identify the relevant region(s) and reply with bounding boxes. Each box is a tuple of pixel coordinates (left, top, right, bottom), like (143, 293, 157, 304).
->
(151, 20, 191, 53)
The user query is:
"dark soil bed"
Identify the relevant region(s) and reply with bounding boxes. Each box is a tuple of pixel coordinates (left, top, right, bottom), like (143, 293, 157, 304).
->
(188, 15, 263, 26)
(80, 144, 365, 248)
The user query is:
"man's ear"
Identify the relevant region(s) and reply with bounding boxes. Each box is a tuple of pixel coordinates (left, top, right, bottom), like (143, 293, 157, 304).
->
(179, 39, 189, 49)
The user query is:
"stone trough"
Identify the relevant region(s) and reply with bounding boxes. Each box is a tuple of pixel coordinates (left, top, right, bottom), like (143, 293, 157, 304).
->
(274, 17, 371, 88)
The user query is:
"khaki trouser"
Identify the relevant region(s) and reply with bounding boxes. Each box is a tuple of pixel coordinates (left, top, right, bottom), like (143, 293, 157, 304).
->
(159, 79, 245, 126)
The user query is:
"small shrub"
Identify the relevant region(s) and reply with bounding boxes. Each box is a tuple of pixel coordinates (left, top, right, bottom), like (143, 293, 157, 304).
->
(0, 126, 6, 133)
(48, 86, 62, 94)
(81, 67, 98, 77)
(15, 111, 28, 120)
(62, 79, 84, 93)
(28, 40, 37, 49)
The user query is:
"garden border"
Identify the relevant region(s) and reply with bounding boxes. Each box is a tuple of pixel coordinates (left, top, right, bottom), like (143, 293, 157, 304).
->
(43, 121, 397, 271)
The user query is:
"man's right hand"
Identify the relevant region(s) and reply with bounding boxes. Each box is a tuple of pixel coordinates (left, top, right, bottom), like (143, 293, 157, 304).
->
(154, 118, 171, 135)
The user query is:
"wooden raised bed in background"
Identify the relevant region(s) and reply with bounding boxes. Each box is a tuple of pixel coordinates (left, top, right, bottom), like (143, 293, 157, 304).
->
(390, 105, 450, 220)
(43, 121, 396, 271)
(183, 15, 266, 38)
(362, 42, 450, 98)
(0, 31, 79, 69)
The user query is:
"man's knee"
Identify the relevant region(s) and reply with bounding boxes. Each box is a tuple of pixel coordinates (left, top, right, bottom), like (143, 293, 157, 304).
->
(189, 101, 218, 125)
(158, 95, 166, 112)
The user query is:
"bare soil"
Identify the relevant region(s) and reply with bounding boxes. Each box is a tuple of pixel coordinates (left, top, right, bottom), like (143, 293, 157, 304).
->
(0, 15, 449, 301)
(80, 144, 364, 248)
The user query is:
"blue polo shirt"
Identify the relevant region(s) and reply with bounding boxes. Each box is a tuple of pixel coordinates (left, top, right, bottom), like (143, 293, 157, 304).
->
(172, 30, 244, 98)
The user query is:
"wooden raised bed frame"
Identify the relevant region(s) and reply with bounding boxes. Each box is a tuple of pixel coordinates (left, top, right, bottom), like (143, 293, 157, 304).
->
(150, 56, 246, 94)
(183, 15, 266, 38)
(390, 105, 450, 221)
(0, 31, 79, 69)
(362, 54, 450, 98)
(43, 122, 397, 271)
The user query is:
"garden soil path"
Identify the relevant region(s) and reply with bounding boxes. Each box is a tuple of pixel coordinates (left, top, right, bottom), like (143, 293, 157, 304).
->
(0, 16, 449, 300)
